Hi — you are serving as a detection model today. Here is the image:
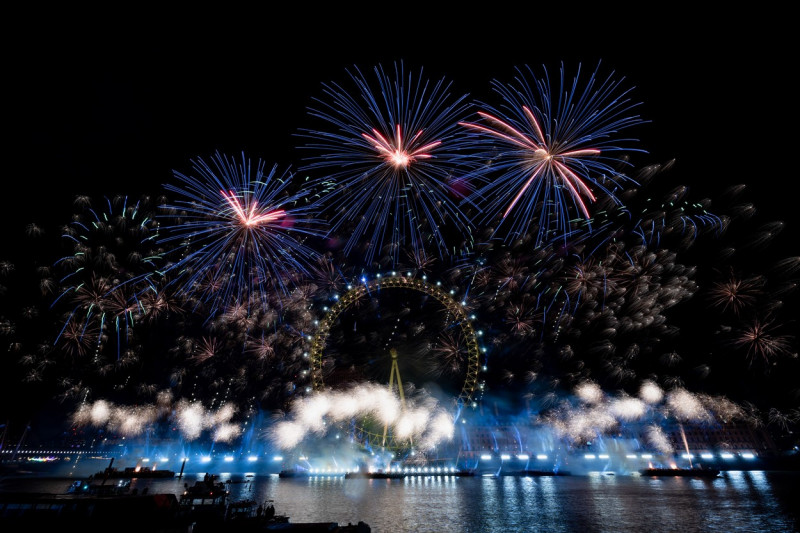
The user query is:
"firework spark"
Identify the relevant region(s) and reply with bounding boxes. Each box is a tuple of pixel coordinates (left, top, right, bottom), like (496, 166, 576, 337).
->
(298, 62, 480, 266)
(157, 152, 326, 317)
(461, 62, 644, 243)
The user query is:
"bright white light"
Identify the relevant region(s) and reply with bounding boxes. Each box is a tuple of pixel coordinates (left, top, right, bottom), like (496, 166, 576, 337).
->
(720, 453, 735, 459)
(598, 454, 609, 459)
(641, 454, 653, 459)
(742, 453, 756, 459)
(626, 455, 638, 459)
(201, 456, 212, 463)
(536, 454, 548, 460)
(700, 454, 714, 460)
(247, 456, 258, 462)
(500, 454, 511, 460)
(224, 456, 234, 462)
(480, 454, 492, 460)
(272, 456, 283, 461)
(585, 454, 596, 459)
(517, 454, 529, 460)
(142, 458, 150, 462)
(681, 454, 694, 459)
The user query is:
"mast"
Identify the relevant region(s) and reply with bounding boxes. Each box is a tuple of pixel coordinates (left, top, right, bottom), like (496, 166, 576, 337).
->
(383, 348, 406, 448)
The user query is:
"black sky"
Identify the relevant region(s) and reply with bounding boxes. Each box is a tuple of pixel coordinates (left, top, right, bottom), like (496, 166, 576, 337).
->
(4, 17, 795, 238)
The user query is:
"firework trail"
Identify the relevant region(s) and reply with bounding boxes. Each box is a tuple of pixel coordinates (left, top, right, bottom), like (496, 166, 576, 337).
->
(540, 380, 753, 450)
(298, 62, 481, 267)
(6, 195, 174, 406)
(441, 162, 724, 398)
(461, 62, 645, 245)
(48, 195, 163, 360)
(8, 191, 321, 417)
(157, 151, 326, 317)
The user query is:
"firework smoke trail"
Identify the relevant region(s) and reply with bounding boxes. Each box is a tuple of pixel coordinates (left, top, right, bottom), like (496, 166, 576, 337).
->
(161, 287, 317, 418)
(298, 61, 481, 267)
(269, 383, 454, 451)
(541, 380, 752, 451)
(157, 152, 326, 318)
(71, 393, 243, 442)
(461, 62, 645, 245)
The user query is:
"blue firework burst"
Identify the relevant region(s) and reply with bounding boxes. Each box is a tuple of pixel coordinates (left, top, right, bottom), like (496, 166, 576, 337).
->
(157, 152, 326, 317)
(298, 61, 481, 267)
(461, 62, 646, 245)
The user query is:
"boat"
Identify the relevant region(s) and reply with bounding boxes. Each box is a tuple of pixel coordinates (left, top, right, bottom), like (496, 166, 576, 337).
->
(222, 498, 290, 527)
(344, 471, 404, 479)
(500, 470, 571, 477)
(67, 478, 132, 496)
(0, 490, 185, 531)
(640, 466, 720, 478)
(1, 483, 372, 532)
(180, 473, 229, 506)
(278, 469, 310, 478)
(94, 465, 176, 479)
(98, 465, 176, 479)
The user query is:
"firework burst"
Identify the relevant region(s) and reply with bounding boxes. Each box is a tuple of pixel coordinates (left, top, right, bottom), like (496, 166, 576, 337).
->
(50, 195, 162, 361)
(461, 62, 645, 244)
(157, 152, 326, 317)
(298, 62, 480, 267)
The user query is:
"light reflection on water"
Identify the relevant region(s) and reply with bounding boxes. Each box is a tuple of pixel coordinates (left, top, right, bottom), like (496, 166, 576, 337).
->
(1, 470, 797, 532)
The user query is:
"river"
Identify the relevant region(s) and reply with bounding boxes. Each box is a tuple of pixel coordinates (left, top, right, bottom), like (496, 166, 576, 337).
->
(1, 466, 798, 532)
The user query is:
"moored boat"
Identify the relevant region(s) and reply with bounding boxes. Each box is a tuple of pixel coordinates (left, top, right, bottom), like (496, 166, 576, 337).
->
(94, 465, 176, 479)
(278, 469, 310, 478)
(67, 478, 132, 496)
(344, 471, 404, 479)
(640, 466, 720, 478)
(180, 473, 229, 505)
(500, 470, 571, 477)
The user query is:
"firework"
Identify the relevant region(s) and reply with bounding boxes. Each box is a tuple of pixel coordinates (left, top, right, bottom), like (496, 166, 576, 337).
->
(460, 62, 645, 244)
(707, 268, 765, 315)
(298, 62, 480, 267)
(732, 314, 794, 365)
(4, 63, 799, 456)
(71, 393, 242, 442)
(157, 152, 326, 317)
(50, 195, 162, 360)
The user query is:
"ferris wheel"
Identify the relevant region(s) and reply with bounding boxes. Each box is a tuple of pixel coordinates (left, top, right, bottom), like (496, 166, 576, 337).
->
(308, 274, 482, 450)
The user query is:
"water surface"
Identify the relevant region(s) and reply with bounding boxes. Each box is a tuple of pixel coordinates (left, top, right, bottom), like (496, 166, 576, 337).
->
(2, 469, 797, 532)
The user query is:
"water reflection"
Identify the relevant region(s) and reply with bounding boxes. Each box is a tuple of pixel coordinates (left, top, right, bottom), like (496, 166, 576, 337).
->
(1, 471, 797, 532)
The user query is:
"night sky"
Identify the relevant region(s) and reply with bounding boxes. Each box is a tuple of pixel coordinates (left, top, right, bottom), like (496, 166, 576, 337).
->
(5, 19, 794, 229)
(2, 15, 797, 443)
